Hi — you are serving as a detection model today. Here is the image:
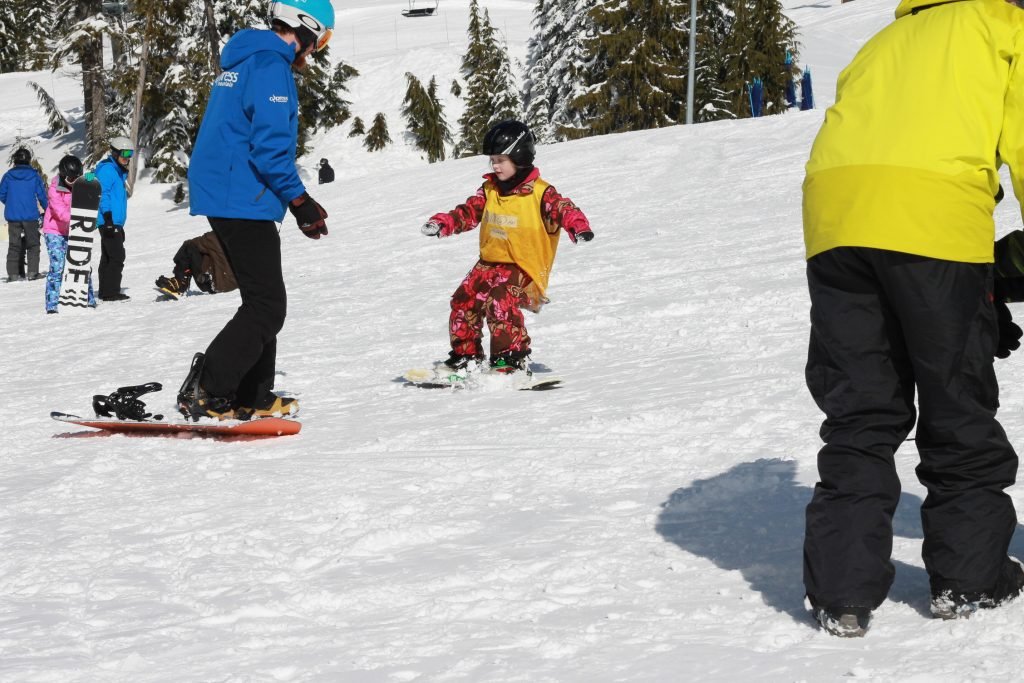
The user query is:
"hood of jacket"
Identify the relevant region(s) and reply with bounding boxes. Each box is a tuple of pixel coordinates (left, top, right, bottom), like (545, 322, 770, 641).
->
(220, 28, 295, 71)
(895, 0, 967, 19)
(6, 165, 40, 181)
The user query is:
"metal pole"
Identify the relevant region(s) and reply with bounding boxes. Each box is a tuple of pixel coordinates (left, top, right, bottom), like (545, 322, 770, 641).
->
(686, 0, 697, 124)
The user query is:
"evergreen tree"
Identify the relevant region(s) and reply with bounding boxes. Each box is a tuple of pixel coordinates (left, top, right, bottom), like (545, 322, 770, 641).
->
(8, 0, 53, 70)
(296, 53, 357, 157)
(0, 0, 18, 73)
(568, 0, 689, 139)
(720, 0, 799, 117)
(365, 112, 391, 152)
(423, 76, 453, 163)
(523, 0, 591, 143)
(50, 0, 113, 162)
(28, 80, 71, 135)
(401, 73, 433, 156)
(349, 116, 366, 137)
(692, 0, 735, 122)
(456, 6, 521, 156)
(402, 75, 453, 163)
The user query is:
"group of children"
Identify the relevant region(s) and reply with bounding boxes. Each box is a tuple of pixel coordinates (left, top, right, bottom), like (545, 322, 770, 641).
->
(3, 137, 137, 312)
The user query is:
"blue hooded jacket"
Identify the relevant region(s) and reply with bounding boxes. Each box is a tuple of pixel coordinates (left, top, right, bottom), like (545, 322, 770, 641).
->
(188, 29, 305, 222)
(95, 155, 129, 227)
(0, 164, 47, 221)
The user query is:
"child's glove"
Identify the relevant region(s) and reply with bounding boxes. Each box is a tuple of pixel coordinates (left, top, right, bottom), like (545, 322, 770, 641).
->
(288, 192, 328, 239)
(421, 220, 442, 237)
(574, 230, 594, 243)
(996, 299, 1023, 359)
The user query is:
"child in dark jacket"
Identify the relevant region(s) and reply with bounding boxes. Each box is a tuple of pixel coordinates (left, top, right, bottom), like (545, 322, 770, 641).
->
(421, 120, 593, 372)
(0, 147, 47, 281)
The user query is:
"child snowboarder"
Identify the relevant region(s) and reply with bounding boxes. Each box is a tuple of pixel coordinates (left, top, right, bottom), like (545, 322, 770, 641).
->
(42, 155, 94, 313)
(421, 120, 593, 372)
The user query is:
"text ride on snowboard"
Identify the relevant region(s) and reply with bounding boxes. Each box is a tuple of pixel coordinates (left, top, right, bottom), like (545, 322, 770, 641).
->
(58, 178, 101, 309)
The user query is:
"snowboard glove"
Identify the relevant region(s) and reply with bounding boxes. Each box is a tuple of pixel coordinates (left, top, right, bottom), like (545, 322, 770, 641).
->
(103, 211, 114, 227)
(996, 277, 1024, 304)
(421, 220, 442, 237)
(995, 299, 1022, 359)
(288, 192, 329, 239)
(574, 230, 594, 243)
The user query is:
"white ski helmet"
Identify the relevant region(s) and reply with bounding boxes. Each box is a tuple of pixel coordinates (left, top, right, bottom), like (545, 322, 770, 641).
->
(109, 136, 135, 159)
(269, 0, 335, 53)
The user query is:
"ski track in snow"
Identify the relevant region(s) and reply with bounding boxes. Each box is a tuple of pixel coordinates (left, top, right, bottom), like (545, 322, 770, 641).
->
(5, 0, 1024, 680)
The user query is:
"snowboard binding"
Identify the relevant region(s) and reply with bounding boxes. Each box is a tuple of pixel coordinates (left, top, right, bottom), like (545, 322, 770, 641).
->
(93, 382, 164, 421)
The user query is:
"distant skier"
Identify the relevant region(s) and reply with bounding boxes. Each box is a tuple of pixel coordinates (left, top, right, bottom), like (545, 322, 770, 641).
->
(801, 0, 1024, 637)
(95, 136, 135, 302)
(42, 155, 95, 313)
(318, 158, 335, 184)
(0, 147, 47, 282)
(178, 0, 333, 420)
(155, 231, 237, 299)
(420, 120, 593, 373)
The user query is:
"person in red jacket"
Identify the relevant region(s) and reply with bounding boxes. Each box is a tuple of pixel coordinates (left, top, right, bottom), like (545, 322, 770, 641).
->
(421, 120, 592, 373)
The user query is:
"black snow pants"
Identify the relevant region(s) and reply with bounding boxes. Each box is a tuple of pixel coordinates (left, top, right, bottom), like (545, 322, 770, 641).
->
(98, 227, 125, 298)
(200, 218, 286, 407)
(803, 247, 1018, 610)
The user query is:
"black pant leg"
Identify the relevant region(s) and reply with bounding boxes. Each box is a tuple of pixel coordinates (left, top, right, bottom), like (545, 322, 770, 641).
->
(24, 220, 40, 276)
(881, 256, 1018, 597)
(98, 229, 125, 298)
(200, 218, 286, 406)
(804, 247, 914, 610)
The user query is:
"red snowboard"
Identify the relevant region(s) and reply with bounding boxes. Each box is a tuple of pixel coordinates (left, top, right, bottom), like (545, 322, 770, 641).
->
(51, 411, 301, 437)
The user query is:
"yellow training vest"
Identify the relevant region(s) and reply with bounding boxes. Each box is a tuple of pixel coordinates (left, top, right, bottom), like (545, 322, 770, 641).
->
(479, 178, 560, 296)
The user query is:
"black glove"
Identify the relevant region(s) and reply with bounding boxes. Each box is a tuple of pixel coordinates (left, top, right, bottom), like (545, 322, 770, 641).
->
(288, 192, 328, 239)
(995, 299, 1022, 359)
(575, 230, 594, 243)
(103, 211, 114, 227)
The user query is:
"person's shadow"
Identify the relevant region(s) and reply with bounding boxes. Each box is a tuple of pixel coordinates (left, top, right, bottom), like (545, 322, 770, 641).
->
(655, 458, 936, 623)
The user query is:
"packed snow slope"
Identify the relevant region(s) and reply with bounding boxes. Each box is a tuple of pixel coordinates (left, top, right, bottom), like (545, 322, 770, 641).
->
(5, 0, 1024, 680)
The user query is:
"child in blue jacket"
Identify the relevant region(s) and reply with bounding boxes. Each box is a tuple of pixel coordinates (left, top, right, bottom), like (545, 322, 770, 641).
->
(0, 147, 47, 281)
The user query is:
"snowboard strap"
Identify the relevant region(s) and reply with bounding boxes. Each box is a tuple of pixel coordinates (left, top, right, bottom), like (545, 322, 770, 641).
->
(93, 382, 164, 421)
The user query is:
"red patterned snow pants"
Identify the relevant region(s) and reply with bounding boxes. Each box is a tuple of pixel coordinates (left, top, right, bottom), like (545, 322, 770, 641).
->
(450, 260, 532, 358)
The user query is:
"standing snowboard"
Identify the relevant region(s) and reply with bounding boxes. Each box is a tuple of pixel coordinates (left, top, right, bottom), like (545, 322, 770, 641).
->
(58, 177, 101, 309)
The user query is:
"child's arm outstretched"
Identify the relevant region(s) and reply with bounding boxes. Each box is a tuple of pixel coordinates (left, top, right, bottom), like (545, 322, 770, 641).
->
(421, 187, 487, 238)
(542, 186, 593, 243)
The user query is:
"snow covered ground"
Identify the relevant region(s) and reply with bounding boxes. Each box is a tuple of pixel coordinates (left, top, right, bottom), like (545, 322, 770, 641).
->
(5, 0, 1024, 679)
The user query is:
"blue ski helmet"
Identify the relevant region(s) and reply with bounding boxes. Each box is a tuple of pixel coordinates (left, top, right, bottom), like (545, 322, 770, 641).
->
(270, 0, 335, 53)
(482, 120, 536, 167)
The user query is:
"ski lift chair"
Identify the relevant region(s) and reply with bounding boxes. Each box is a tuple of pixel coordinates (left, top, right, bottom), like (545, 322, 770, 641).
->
(402, 0, 438, 17)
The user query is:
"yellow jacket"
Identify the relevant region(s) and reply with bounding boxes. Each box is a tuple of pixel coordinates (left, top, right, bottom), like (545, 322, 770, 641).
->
(479, 177, 559, 295)
(803, 0, 1024, 263)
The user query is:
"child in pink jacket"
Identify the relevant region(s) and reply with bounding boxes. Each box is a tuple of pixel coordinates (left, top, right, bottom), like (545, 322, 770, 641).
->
(43, 155, 93, 313)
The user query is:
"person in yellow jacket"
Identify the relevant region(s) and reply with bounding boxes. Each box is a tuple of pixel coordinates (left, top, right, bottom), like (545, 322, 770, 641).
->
(801, 0, 1024, 638)
(421, 120, 593, 373)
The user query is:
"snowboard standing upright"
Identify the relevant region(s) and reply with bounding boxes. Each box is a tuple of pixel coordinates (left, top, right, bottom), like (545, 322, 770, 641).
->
(58, 177, 101, 309)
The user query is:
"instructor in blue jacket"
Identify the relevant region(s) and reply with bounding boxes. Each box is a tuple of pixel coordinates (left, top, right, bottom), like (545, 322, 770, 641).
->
(178, 0, 332, 421)
(0, 147, 47, 282)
